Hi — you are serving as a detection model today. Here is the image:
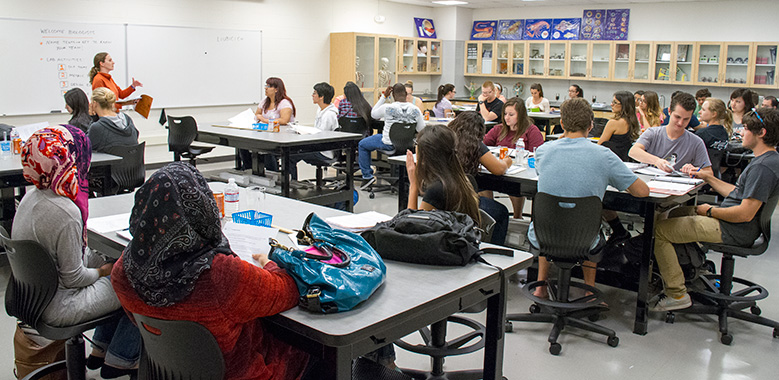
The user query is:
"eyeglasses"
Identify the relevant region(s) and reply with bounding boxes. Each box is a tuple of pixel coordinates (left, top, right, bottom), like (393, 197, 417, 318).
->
(749, 108, 765, 125)
(611, 101, 621, 106)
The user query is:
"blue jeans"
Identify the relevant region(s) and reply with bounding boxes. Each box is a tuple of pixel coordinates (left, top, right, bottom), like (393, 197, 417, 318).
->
(479, 196, 509, 246)
(358, 134, 393, 180)
(92, 313, 141, 368)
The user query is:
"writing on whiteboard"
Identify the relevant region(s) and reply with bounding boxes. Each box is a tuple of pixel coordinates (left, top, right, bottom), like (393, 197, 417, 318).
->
(216, 36, 245, 43)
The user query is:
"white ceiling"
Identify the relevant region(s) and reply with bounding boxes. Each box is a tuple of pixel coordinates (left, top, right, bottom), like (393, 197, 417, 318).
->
(387, 0, 726, 8)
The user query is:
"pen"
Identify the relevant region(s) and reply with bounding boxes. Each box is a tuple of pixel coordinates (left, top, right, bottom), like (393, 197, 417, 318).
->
(691, 166, 701, 178)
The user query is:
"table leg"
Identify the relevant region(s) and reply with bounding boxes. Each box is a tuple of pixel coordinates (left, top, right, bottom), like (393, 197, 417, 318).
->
(483, 279, 507, 380)
(281, 147, 290, 198)
(1, 187, 15, 231)
(322, 345, 352, 380)
(396, 165, 408, 212)
(345, 143, 355, 212)
(251, 152, 265, 176)
(633, 203, 655, 335)
(102, 166, 112, 196)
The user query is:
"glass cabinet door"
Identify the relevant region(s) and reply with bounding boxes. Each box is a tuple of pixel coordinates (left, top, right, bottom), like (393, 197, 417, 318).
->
(465, 41, 479, 75)
(591, 42, 611, 80)
(653, 43, 673, 82)
(568, 42, 588, 78)
(377, 37, 396, 89)
(496, 42, 510, 75)
(751, 43, 777, 87)
(724, 43, 751, 85)
(481, 42, 495, 75)
(400, 38, 416, 73)
(675, 43, 694, 84)
(511, 42, 526, 76)
(548, 42, 566, 78)
(528, 42, 545, 77)
(613, 42, 630, 81)
(429, 40, 441, 74)
(355, 35, 375, 89)
(633, 42, 651, 81)
(416, 40, 429, 73)
(696, 43, 722, 85)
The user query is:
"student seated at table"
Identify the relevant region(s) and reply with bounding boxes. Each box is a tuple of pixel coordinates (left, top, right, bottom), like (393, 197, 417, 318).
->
(64, 88, 92, 134)
(338, 81, 374, 131)
(476, 81, 504, 122)
(433, 83, 455, 118)
(525, 83, 550, 113)
(284, 82, 339, 180)
(15, 126, 141, 379)
(449, 111, 511, 244)
(88, 87, 139, 152)
(694, 88, 712, 121)
(569, 84, 584, 99)
(637, 90, 663, 131)
(359, 83, 425, 190)
(696, 98, 732, 149)
(530, 98, 649, 298)
(730, 88, 756, 132)
(599, 91, 640, 162)
(494, 82, 508, 103)
(762, 95, 778, 109)
(111, 162, 316, 380)
(652, 108, 779, 311)
(239, 77, 297, 171)
(482, 98, 544, 220)
(662, 91, 700, 130)
(403, 80, 425, 110)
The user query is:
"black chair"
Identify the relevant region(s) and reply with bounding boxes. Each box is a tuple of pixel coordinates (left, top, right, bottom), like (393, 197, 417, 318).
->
(133, 313, 225, 380)
(664, 193, 779, 345)
(0, 227, 123, 380)
(338, 116, 371, 137)
(369, 122, 417, 199)
(104, 142, 146, 194)
(308, 117, 371, 190)
(393, 211, 495, 380)
(506, 193, 618, 355)
(167, 116, 214, 167)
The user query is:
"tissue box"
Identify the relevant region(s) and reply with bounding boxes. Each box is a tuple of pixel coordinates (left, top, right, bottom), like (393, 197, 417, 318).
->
(252, 123, 270, 131)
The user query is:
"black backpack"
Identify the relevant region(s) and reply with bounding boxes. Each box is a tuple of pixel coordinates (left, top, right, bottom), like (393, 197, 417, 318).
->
(602, 234, 710, 282)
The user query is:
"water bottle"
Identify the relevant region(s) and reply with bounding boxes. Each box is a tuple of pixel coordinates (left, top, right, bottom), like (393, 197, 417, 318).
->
(268, 117, 275, 132)
(0, 133, 11, 160)
(10, 128, 21, 155)
(515, 139, 526, 167)
(224, 178, 240, 220)
(667, 155, 677, 171)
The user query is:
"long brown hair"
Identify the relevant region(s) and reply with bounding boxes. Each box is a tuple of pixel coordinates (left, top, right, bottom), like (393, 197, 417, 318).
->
(262, 77, 296, 116)
(416, 125, 480, 223)
(448, 111, 485, 176)
(642, 91, 663, 127)
(498, 98, 532, 145)
(704, 98, 734, 136)
(613, 91, 640, 140)
(88, 52, 108, 84)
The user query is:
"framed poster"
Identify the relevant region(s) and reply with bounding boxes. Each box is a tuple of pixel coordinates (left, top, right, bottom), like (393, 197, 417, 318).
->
(414, 18, 437, 39)
(580, 9, 606, 40)
(497, 19, 524, 40)
(604, 9, 629, 40)
(471, 20, 497, 40)
(551, 18, 581, 40)
(524, 19, 552, 40)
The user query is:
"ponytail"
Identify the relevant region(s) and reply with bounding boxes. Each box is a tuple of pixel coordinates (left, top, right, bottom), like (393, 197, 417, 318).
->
(88, 52, 108, 84)
(436, 83, 455, 107)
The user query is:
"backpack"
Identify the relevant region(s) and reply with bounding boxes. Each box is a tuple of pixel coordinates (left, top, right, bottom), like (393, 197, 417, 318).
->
(602, 234, 709, 283)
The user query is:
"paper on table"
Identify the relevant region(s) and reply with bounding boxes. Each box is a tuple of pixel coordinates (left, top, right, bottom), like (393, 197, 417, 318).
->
(226, 108, 256, 129)
(17, 122, 49, 142)
(480, 165, 526, 175)
(222, 222, 279, 266)
(290, 125, 322, 135)
(326, 211, 393, 231)
(636, 167, 671, 176)
(624, 162, 648, 171)
(653, 176, 703, 185)
(647, 180, 696, 195)
(88, 213, 131, 233)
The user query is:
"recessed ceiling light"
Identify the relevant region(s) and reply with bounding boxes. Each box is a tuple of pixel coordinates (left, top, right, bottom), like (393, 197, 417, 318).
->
(432, 1, 468, 5)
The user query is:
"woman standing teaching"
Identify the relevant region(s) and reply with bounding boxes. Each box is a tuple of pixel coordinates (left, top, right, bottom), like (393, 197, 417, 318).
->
(89, 52, 143, 111)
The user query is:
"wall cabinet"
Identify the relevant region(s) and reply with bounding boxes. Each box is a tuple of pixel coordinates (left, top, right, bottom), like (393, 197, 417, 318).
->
(751, 43, 778, 88)
(399, 37, 442, 75)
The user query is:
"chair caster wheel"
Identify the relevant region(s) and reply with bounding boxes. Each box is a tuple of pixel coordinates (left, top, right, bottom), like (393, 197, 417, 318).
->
(773, 328, 778, 339)
(529, 304, 541, 314)
(549, 342, 562, 355)
(607, 336, 619, 347)
(369, 192, 375, 199)
(751, 306, 761, 316)
(665, 312, 675, 324)
(588, 313, 600, 322)
(505, 321, 513, 333)
(720, 333, 733, 345)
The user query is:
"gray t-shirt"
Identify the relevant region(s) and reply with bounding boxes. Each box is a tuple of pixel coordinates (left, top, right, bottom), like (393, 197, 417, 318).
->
(371, 95, 426, 146)
(719, 150, 779, 246)
(635, 126, 711, 169)
(528, 138, 639, 249)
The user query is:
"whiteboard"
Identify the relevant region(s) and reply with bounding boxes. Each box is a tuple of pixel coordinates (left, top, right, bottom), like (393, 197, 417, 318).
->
(0, 18, 126, 116)
(126, 25, 262, 109)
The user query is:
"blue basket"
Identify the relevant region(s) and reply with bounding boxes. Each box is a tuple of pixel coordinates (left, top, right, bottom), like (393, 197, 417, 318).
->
(231, 210, 273, 227)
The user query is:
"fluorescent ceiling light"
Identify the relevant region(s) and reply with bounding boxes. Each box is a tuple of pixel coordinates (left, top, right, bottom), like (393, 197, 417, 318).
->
(432, 1, 468, 5)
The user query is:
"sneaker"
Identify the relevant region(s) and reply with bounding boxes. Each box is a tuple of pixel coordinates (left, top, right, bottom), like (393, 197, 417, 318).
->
(651, 293, 692, 312)
(606, 229, 631, 246)
(360, 177, 377, 190)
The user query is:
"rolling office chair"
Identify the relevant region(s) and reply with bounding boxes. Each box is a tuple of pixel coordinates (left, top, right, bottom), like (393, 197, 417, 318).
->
(133, 314, 225, 380)
(664, 193, 779, 345)
(167, 116, 214, 167)
(0, 227, 124, 380)
(368, 122, 417, 199)
(393, 210, 495, 380)
(506, 193, 618, 355)
(310, 117, 371, 190)
(104, 142, 146, 194)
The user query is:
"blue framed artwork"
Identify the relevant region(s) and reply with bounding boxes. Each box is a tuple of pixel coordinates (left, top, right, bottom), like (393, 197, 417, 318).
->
(551, 18, 581, 40)
(524, 19, 552, 40)
(471, 20, 497, 40)
(580, 9, 606, 40)
(604, 9, 629, 40)
(414, 18, 437, 39)
(497, 19, 524, 40)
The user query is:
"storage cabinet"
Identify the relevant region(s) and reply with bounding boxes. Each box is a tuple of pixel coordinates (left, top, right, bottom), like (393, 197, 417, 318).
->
(751, 43, 778, 88)
(695, 43, 723, 85)
(568, 42, 588, 79)
(613, 42, 631, 81)
(723, 43, 752, 85)
(511, 42, 527, 76)
(528, 42, 546, 77)
(590, 42, 612, 80)
(400, 37, 442, 75)
(675, 43, 695, 84)
(632, 42, 652, 82)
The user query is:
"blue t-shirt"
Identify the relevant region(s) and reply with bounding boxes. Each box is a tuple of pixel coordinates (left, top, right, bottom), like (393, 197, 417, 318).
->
(528, 137, 639, 249)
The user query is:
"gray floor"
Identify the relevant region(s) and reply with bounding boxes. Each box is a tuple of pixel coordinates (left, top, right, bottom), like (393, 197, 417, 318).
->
(1, 155, 778, 379)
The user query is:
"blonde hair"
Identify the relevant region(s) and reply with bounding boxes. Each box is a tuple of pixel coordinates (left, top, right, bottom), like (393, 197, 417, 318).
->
(404, 80, 414, 91)
(482, 80, 495, 90)
(88, 52, 109, 84)
(642, 91, 663, 127)
(705, 98, 734, 136)
(91, 87, 116, 110)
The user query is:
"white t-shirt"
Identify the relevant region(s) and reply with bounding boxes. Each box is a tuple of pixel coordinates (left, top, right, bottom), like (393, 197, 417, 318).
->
(260, 98, 296, 123)
(371, 95, 426, 146)
(525, 97, 550, 113)
(314, 104, 338, 159)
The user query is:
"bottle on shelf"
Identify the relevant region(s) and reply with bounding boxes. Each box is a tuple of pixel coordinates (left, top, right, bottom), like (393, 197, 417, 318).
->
(224, 178, 240, 220)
